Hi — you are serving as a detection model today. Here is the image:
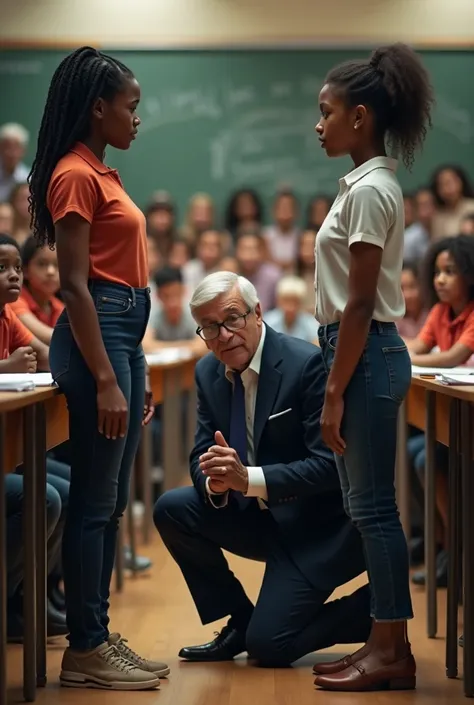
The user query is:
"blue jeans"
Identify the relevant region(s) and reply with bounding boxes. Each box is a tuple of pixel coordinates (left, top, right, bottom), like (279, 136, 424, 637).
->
(50, 280, 150, 650)
(318, 321, 412, 621)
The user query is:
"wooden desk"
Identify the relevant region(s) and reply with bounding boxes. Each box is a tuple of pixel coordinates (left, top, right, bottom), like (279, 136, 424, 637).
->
(0, 388, 69, 704)
(401, 377, 474, 697)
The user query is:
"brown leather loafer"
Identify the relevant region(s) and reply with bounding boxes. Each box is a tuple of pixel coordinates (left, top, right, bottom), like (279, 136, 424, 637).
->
(313, 654, 354, 675)
(314, 653, 416, 692)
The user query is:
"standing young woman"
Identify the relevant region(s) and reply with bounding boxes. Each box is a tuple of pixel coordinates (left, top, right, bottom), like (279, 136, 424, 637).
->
(29, 47, 168, 691)
(312, 44, 434, 692)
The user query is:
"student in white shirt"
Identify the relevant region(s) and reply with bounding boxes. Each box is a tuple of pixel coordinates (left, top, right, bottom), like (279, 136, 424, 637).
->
(312, 44, 434, 692)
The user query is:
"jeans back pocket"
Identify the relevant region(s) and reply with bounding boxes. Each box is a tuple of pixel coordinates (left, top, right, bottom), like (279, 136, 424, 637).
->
(382, 344, 411, 403)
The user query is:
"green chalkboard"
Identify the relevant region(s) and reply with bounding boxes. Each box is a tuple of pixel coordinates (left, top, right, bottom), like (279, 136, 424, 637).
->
(1, 48, 473, 223)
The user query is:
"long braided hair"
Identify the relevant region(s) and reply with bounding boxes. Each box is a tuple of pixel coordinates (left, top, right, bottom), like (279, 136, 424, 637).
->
(28, 46, 134, 248)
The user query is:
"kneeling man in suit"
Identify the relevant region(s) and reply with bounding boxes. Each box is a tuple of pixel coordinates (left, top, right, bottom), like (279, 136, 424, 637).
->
(154, 271, 370, 666)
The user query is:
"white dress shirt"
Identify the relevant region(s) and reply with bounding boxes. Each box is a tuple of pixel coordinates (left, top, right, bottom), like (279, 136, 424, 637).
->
(206, 324, 268, 509)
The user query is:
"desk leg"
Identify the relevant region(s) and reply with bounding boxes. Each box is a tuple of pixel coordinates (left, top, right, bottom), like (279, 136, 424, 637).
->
(461, 401, 474, 697)
(127, 467, 137, 579)
(138, 425, 153, 545)
(395, 402, 410, 541)
(23, 404, 37, 702)
(115, 521, 124, 593)
(446, 399, 461, 678)
(425, 390, 437, 638)
(0, 415, 6, 705)
(35, 404, 47, 687)
(163, 369, 181, 492)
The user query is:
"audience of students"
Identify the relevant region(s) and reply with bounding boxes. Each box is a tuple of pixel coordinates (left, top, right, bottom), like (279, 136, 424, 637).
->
(264, 276, 319, 343)
(182, 230, 224, 296)
(397, 261, 429, 340)
(0, 123, 30, 202)
(296, 229, 317, 313)
(263, 189, 301, 272)
(225, 188, 263, 240)
(430, 165, 474, 240)
(10, 236, 64, 345)
(234, 228, 281, 312)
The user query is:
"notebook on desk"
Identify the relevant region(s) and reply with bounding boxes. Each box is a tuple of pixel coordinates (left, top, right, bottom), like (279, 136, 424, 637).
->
(438, 373, 474, 386)
(411, 365, 474, 376)
(0, 373, 55, 392)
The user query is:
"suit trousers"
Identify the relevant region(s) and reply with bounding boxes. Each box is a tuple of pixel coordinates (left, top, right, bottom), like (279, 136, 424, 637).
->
(154, 486, 371, 666)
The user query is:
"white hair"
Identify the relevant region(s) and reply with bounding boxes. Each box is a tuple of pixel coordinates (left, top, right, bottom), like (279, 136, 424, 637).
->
(276, 275, 307, 300)
(190, 271, 259, 313)
(0, 123, 29, 146)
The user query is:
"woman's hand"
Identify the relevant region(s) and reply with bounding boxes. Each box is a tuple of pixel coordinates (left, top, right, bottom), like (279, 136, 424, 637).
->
(321, 392, 346, 456)
(143, 371, 155, 426)
(97, 381, 128, 440)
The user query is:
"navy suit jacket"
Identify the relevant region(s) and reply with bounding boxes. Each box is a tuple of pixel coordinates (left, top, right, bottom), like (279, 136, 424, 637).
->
(190, 325, 365, 592)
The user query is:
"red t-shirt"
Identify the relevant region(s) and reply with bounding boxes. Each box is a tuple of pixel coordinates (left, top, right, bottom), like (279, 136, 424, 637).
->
(10, 286, 64, 328)
(0, 305, 34, 360)
(418, 301, 474, 352)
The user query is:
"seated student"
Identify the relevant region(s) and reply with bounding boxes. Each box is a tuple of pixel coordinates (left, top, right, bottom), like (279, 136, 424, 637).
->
(10, 236, 63, 345)
(407, 235, 474, 367)
(297, 229, 317, 313)
(182, 230, 224, 296)
(263, 190, 301, 273)
(397, 261, 429, 340)
(265, 276, 319, 344)
(406, 235, 474, 587)
(235, 228, 281, 312)
(0, 234, 49, 370)
(403, 188, 435, 263)
(6, 473, 68, 640)
(0, 202, 14, 236)
(142, 266, 206, 354)
(460, 212, 474, 236)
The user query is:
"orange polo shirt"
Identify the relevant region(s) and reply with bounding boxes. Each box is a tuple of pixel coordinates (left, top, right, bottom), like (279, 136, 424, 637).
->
(0, 305, 34, 360)
(10, 287, 64, 328)
(418, 301, 474, 352)
(47, 142, 148, 288)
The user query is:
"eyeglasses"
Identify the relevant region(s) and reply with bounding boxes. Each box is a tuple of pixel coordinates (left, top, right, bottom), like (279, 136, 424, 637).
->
(196, 309, 252, 341)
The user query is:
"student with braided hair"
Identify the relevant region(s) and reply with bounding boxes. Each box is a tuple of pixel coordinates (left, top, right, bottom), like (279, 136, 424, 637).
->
(29, 46, 168, 691)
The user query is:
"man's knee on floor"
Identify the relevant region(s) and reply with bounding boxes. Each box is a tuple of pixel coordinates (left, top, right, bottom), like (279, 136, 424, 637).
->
(246, 624, 294, 667)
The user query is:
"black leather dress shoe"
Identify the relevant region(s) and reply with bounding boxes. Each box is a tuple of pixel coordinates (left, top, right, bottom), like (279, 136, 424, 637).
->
(179, 625, 246, 661)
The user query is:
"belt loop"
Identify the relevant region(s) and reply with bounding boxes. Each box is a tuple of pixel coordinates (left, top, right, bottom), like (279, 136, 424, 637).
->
(129, 287, 136, 308)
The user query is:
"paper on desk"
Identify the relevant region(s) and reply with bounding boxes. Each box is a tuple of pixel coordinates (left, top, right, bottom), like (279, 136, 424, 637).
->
(0, 372, 55, 389)
(146, 348, 193, 365)
(411, 365, 474, 376)
(438, 373, 474, 386)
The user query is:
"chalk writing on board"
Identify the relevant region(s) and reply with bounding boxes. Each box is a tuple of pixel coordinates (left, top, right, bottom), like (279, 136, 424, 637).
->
(210, 107, 335, 194)
(225, 86, 257, 108)
(435, 95, 472, 144)
(141, 89, 222, 133)
(270, 82, 293, 98)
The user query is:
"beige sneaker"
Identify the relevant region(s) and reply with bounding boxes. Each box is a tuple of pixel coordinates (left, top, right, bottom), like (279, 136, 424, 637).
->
(109, 632, 170, 677)
(60, 642, 161, 690)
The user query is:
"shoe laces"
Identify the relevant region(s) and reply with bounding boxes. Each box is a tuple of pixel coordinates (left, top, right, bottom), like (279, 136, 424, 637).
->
(115, 636, 147, 666)
(100, 645, 138, 673)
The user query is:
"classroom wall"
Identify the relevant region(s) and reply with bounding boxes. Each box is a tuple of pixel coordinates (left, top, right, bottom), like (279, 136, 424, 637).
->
(1, 0, 474, 47)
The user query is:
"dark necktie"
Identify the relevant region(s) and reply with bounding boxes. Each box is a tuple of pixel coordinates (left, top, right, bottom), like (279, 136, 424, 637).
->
(229, 372, 248, 465)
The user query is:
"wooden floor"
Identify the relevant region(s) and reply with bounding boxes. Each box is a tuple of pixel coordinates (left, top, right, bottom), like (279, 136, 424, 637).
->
(6, 534, 465, 705)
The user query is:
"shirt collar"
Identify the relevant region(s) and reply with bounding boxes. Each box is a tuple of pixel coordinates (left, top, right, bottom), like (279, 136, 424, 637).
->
(225, 322, 266, 383)
(440, 301, 474, 327)
(70, 142, 115, 175)
(341, 156, 398, 188)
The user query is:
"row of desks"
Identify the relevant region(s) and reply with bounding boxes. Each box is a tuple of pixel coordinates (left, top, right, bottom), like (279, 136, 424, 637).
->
(1, 354, 198, 703)
(397, 376, 474, 698)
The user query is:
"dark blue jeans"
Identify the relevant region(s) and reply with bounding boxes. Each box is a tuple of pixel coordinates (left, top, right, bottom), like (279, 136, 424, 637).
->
(318, 321, 413, 622)
(50, 281, 149, 650)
